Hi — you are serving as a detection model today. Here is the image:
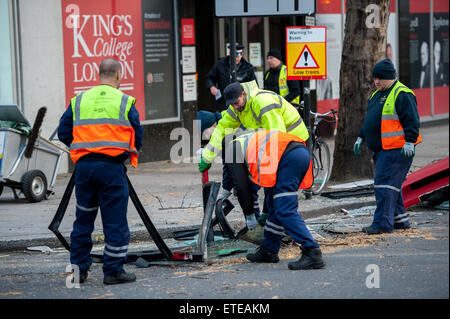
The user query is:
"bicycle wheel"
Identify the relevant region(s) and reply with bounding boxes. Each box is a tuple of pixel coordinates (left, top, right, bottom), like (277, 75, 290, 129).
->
(311, 138, 331, 195)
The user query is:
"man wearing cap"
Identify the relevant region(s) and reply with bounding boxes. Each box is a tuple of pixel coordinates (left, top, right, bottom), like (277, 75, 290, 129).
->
(206, 44, 256, 112)
(354, 58, 422, 234)
(264, 49, 300, 104)
(198, 80, 309, 229)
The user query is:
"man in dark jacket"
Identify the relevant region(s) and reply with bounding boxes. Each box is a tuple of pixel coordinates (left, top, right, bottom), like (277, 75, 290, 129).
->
(206, 44, 256, 112)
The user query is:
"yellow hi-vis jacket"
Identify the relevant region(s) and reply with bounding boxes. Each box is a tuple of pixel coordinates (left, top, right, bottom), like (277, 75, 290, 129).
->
(265, 65, 300, 104)
(202, 80, 309, 163)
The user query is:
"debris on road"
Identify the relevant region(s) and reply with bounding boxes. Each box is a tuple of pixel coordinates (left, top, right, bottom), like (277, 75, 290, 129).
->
(26, 246, 54, 254)
(328, 180, 374, 189)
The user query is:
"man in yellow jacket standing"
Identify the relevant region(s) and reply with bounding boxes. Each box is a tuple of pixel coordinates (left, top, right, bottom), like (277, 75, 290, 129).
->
(199, 80, 309, 165)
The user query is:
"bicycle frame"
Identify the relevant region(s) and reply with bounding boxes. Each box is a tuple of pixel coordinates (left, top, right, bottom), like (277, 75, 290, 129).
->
(293, 102, 337, 195)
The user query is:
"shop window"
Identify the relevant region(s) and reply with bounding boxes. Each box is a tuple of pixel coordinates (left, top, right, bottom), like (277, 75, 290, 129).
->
(61, 0, 180, 123)
(432, 0, 449, 115)
(247, 17, 265, 88)
(0, 0, 14, 105)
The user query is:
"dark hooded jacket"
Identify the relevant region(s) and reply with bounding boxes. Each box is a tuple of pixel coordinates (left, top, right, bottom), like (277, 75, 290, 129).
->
(206, 56, 256, 112)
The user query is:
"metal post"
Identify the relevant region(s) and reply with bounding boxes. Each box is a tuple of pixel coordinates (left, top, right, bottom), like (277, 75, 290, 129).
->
(304, 80, 311, 151)
(229, 17, 237, 81)
(429, 0, 434, 116)
(303, 79, 312, 200)
(173, 0, 182, 121)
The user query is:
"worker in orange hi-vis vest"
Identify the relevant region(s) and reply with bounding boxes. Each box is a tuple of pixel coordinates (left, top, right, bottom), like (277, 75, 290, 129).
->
(58, 58, 143, 285)
(354, 59, 422, 235)
(224, 129, 325, 270)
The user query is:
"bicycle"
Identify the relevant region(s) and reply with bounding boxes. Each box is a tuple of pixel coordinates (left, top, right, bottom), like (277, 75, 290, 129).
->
(292, 102, 338, 195)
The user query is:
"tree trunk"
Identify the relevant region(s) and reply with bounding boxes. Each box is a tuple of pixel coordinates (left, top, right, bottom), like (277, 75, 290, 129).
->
(329, 0, 391, 183)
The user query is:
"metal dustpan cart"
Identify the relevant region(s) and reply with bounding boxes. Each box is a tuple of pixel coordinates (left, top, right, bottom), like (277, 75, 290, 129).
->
(0, 104, 64, 202)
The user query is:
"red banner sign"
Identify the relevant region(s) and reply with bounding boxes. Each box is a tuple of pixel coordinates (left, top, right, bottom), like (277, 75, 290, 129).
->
(61, 0, 146, 120)
(181, 18, 195, 45)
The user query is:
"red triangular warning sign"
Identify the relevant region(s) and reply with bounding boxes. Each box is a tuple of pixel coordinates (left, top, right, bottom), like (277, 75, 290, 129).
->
(293, 45, 319, 69)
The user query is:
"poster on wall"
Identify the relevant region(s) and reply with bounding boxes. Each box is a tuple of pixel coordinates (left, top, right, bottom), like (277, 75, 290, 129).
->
(315, 13, 341, 109)
(182, 74, 197, 102)
(433, 12, 449, 87)
(141, 0, 177, 121)
(182, 46, 196, 74)
(386, 12, 398, 70)
(61, 0, 146, 119)
(249, 42, 262, 67)
(409, 13, 431, 89)
(181, 18, 195, 45)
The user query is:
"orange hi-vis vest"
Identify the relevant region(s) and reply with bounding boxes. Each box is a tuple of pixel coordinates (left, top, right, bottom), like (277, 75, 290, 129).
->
(237, 129, 313, 189)
(370, 81, 422, 150)
(69, 85, 139, 167)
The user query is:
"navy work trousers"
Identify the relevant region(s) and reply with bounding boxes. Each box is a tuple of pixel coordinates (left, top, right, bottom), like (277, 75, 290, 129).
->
(371, 149, 413, 231)
(70, 160, 130, 276)
(262, 146, 319, 254)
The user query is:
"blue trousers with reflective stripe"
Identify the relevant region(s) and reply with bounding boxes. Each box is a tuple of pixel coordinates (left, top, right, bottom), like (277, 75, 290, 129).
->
(70, 160, 130, 276)
(371, 149, 413, 231)
(262, 147, 319, 254)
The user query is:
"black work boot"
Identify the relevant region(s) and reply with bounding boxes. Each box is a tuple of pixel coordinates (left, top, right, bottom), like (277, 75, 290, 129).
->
(71, 270, 88, 284)
(288, 247, 325, 270)
(394, 223, 410, 230)
(104, 270, 136, 285)
(362, 225, 392, 235)
(246, 245, 279, 263)
(79, 271, 89, 283)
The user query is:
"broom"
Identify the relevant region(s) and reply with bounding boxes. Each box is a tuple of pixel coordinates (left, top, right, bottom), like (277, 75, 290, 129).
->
(24, 106, 47, 158)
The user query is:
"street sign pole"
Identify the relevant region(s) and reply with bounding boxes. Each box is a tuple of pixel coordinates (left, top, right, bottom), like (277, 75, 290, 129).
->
(304, 79, 311, 150)
(285, 25, 327, 151)
(229, 17, 236, 82)
(303, 79, 312, 200)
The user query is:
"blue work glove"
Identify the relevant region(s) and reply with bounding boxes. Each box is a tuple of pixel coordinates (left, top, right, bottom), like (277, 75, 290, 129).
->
(198, 157, 211, 173)
(245, 214, 258, 230)
(353, 137, 363, 156)
(401, 142, 415, 158)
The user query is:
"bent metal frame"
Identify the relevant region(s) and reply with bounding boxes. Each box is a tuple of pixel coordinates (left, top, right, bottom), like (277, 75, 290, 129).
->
(48, 168, 222, 264)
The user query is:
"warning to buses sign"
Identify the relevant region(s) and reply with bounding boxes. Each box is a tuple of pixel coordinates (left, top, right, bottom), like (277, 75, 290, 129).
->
(286, 26, 327, 80)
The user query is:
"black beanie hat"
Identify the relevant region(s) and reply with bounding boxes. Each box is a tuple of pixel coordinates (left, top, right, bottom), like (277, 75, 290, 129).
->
(372, 58, 396, 79)
(267, 49, 283, 61)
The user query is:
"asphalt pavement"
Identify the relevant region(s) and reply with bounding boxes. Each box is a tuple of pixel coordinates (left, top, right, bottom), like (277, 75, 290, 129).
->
(0, 205, 447, 299)
(0, 121, 448, 252)
(0, 120, 448, 301)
